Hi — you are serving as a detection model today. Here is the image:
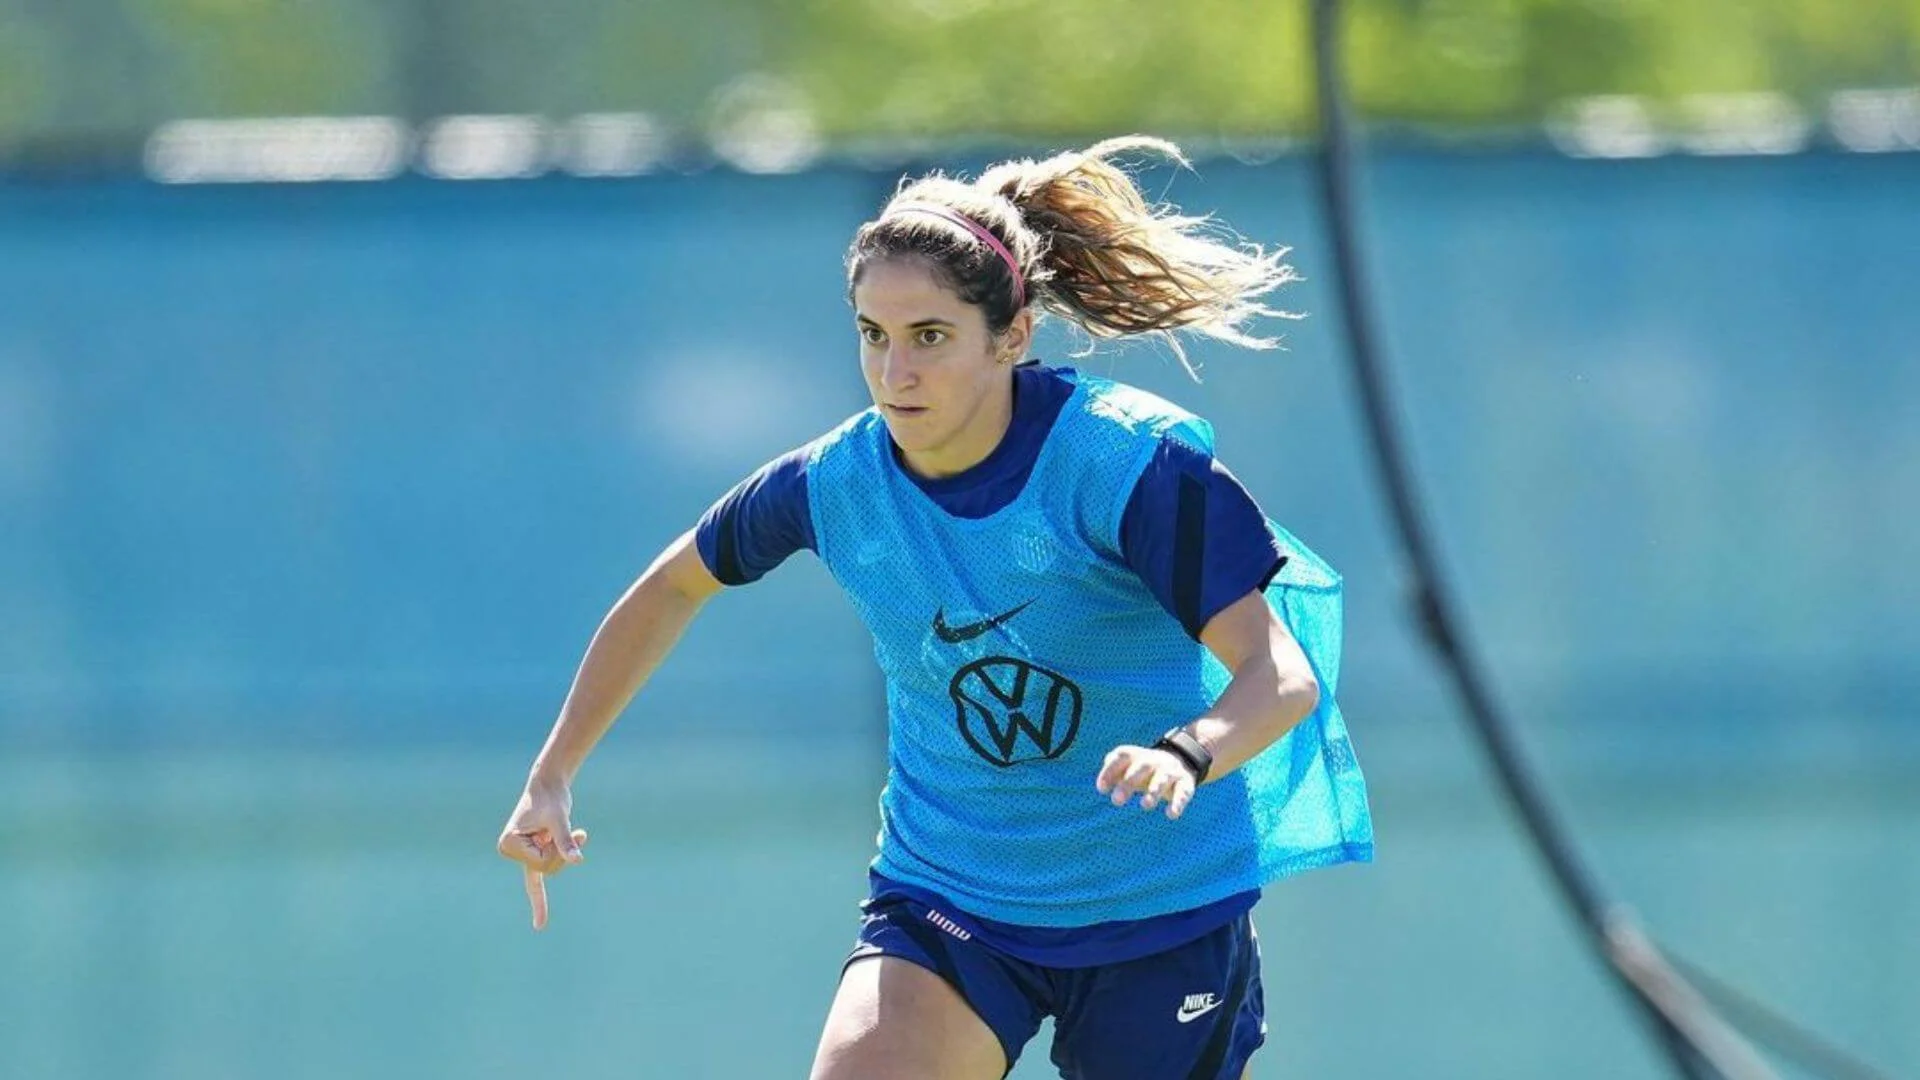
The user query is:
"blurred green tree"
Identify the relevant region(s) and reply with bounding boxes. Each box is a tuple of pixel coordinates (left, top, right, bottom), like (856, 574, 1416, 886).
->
(0, 0, 1913, 151)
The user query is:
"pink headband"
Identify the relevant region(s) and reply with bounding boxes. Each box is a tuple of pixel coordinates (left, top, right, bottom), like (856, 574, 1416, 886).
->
(882, 201, 1027, 308)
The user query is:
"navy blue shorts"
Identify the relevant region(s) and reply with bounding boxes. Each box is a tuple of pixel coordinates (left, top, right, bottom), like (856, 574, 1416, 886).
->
(845, 892, 1266, 1079)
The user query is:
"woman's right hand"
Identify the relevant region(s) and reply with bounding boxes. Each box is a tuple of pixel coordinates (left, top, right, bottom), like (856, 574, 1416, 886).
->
(496, 775, 589, 931)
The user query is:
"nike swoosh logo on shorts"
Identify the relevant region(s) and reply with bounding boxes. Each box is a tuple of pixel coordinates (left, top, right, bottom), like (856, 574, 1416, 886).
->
(932, 599, 1035, 643)
(1176, 995, 1224, 1023)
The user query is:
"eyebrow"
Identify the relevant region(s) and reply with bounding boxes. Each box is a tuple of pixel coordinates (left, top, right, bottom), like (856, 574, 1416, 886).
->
(855, 315, 956, 330)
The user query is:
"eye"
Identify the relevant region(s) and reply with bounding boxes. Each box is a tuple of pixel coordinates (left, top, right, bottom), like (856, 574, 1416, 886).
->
(915, 327, 947, 347)
(859, 325, 885, 346)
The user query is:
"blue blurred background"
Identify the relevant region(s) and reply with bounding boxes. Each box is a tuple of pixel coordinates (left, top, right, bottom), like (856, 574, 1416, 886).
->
(2, 3, 1918, 1078)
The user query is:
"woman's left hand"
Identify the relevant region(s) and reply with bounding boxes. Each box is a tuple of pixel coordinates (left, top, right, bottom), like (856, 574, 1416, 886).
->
(1095, 745, 1198, 820)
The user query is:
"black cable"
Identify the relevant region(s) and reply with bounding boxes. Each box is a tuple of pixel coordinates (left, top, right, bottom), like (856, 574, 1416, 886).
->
(1303, 3, 1798, 1078)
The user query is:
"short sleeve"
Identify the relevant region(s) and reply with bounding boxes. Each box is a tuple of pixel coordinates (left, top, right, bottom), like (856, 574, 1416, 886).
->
(694, 446, 816, 586)
(1118, 439, 1288, 639)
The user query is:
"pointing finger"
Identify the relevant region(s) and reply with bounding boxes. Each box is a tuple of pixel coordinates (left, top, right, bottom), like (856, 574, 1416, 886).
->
(525, 867, 549, 931)
(1095, 749, 1130, 794)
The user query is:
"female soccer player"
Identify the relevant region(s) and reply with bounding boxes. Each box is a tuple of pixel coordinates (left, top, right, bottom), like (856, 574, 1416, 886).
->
(497, 136, 1373, 1080)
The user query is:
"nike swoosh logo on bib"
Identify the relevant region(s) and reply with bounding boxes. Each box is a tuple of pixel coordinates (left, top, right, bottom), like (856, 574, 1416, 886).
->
(932, 599, 1035, 643)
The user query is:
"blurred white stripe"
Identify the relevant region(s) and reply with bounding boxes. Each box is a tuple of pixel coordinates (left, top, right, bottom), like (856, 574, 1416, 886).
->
(145, 117, 409, 184)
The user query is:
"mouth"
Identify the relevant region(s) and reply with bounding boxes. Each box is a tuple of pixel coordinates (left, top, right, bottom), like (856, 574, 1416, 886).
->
(882, 404, 929, 418)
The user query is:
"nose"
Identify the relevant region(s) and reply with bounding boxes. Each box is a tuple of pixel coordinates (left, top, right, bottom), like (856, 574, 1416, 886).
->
(879, 344, 917, 393)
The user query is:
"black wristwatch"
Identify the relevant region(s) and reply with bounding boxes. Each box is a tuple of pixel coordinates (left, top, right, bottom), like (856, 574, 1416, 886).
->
(1152, 727, 1213, 785)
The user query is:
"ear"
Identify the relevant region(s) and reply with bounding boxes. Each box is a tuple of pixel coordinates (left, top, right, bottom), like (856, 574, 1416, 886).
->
(997, 309, 1034, 364)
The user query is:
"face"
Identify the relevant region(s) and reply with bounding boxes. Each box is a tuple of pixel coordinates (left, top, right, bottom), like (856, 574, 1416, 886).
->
(853, 256, 1031, 479)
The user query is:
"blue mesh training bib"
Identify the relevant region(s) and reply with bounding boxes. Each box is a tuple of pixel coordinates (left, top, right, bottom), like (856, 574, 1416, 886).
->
(807, 373, 1372, 927)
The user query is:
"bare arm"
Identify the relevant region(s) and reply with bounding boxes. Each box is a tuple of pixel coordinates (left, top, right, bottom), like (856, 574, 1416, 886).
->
(497, 528, 723, 928)
(1184, 589, 1321, 780)
(1097, 589, 1320, 818)
(529, 528, 723, 787)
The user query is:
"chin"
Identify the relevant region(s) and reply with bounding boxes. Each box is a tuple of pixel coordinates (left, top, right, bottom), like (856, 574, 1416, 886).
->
(884, 426, 932, 453)
(880, 416, 934, 447)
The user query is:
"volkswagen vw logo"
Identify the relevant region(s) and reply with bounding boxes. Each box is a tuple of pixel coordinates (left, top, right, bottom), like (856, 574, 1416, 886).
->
(948, 657, 1083, 767)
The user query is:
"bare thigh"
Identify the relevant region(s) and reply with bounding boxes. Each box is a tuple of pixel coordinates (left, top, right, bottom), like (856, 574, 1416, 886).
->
(810, 955, 1006, 1080)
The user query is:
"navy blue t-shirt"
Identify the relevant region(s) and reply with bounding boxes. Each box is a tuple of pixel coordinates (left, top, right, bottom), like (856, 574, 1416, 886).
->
(693, 363, 1287, 964)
